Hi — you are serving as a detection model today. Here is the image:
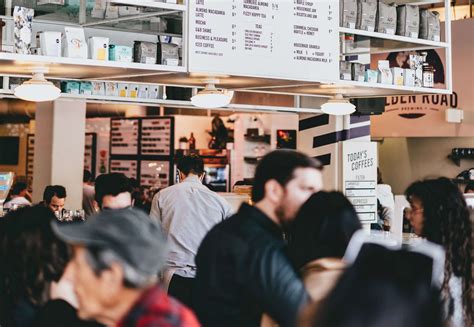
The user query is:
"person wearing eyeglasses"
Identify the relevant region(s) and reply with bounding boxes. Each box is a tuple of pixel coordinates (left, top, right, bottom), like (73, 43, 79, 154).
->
(405, 177, 472, 327)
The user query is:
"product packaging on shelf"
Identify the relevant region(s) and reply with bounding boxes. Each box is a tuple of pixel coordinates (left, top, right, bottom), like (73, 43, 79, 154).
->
(88, 37, 109, 60)
(365, 69, 378, 83)
(341, 0, 358, 29)
(61, 81, 80, 95)
(376, 2, 397, 35)
(13, 6, 34, 55)
(37, 31, 62, 57)
(63, 27, 88, 59)
(118, 83, 129, 97)
(356, 0, 377, 32)
(37, 0, 65, 4)
(105, 82, 119, 97)
(80, 82, 93, 95)
(109, 45, 133, 62)
(92, 81, 106, 96)
(409, 54, 424, 87)
(422, 64, 434, 88)
(157, 42, 179, 66)
(403, 69, 415, 87)
(148, 86, 160, 99)
(397, 5, 419, 38)
(91, 0, 106, 19)
(377, 60, 392, 84)
(128, 84, 139, 98)
(133, 41, 158, 64)
(352, 63, 366, 82)
(420, 10, 441, 42)
(118, 6, 141, 16)
(105, 3, 119, 19)
(340, 61, 352, 80)
(138, 85, 149, 98)
(391, 67, 404, 85)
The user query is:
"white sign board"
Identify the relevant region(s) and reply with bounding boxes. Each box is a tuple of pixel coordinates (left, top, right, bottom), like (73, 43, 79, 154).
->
(342, 141, 378, 223)
(110, 160, 138, 179)
(141, 118, 172, 156)
(189, 0, 339, 82)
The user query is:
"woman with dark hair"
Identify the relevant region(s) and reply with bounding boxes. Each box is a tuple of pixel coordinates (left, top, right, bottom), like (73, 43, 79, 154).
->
(0, 206, 70, 327)
(405, 177, 472, 326)
(287, 191, 362, 301)
(0, 206, 102, 327)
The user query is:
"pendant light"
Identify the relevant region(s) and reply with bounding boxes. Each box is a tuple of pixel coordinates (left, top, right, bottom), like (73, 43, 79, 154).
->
(191, 79, 233, 108)
(321, 94, 356, 116)
(14, 68, 61, 102)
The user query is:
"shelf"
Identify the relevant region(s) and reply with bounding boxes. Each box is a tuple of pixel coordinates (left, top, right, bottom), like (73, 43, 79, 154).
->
(244, 157, 263, 164)
(0, 53, 185, 80)
(108, 0, 187, 11)
(244, 135, 271, 144)
(391, 0, 443, 5)
(339, 28, 449, 54)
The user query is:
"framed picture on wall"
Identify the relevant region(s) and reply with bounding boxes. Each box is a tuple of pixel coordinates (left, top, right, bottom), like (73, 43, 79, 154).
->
(276, 130, 297, 149)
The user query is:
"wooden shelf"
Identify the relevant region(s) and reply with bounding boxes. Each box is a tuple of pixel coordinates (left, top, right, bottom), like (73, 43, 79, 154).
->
(244, 135, 271, 144)
(0, 53, 185, 80)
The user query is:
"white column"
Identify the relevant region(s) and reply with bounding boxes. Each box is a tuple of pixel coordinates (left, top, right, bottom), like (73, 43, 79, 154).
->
(297, 96, 371, 191)
(32, 99, 86, 210)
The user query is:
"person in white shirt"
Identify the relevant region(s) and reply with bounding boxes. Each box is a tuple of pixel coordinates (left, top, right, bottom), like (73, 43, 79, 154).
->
(4, 182, 31, 209)
(150, 154, 232, 307)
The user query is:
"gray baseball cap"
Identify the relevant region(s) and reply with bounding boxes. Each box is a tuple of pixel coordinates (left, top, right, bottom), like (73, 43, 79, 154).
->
(52, 208, 167, 277)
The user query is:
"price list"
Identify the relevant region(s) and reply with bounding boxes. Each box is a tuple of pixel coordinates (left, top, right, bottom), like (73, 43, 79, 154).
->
(110, 119, 139, 155)
(110, 160, 137, 179)
(189, 0, 339, 82)
(140, 118, 172, 156)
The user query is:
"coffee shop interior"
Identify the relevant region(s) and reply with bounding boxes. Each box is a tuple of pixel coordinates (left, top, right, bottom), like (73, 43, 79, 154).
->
(0, 0, 471, 230)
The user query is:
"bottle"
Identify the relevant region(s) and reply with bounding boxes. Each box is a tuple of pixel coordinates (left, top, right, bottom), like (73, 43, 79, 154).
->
(189, 132, 196, 150)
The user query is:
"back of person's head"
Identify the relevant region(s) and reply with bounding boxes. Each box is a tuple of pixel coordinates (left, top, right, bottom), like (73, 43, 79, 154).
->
(288, 192, 362, 270)
(0, 206, 70, 308)
(306, 244, 443, 327)
(43, 185, 67, 204)
(252, 150, 322, 203)
(94, 173, 133, 209)
(83, 170, 92, 183)
(177, 154, 204, 177)
(10, 182, 28, 196)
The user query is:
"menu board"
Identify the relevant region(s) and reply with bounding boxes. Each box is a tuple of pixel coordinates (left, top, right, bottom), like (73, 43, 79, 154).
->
(140, 160, 171, 189)
(189, 0, 339, 81)
(141, 118, 172, 156)
(110, 160, 138, 179)
(110, 119, 139, 155)
(26, 134, 35, 178)
(84, 133, 96, 176)
(342, 141, 378, 223)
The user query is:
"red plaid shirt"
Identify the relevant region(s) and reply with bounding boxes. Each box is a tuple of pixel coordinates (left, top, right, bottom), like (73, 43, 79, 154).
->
(116, 286, 200, 327)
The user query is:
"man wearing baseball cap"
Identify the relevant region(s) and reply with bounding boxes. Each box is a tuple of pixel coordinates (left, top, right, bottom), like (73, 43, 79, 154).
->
(52, 208, 200, 327)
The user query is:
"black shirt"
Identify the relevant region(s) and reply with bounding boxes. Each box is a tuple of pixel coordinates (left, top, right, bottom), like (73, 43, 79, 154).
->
(193, 203, 309, 327)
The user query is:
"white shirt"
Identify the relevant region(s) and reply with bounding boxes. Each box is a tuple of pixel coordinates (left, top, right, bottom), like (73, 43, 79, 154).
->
(4, 196, 31, 209)
(150, 175, 232, 277)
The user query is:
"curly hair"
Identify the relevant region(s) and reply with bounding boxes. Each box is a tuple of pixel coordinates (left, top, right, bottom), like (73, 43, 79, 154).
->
(406, 177, 472, 325)
(0, 206, 70, 315)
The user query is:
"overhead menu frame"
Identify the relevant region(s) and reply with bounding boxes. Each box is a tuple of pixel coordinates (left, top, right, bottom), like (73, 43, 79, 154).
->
(189, 0, 339, 82)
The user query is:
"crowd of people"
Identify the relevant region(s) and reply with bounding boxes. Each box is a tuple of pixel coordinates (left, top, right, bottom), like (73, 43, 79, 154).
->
(0, 150, 472, 327)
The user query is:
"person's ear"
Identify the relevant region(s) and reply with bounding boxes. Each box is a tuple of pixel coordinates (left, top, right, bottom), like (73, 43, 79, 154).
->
(99, 262, 124, 298)
(264, 179, 284, 204)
